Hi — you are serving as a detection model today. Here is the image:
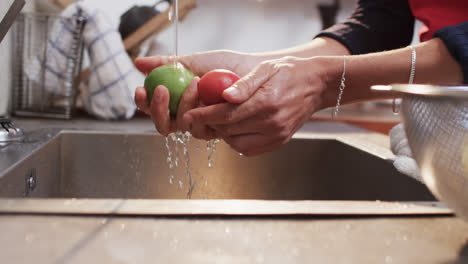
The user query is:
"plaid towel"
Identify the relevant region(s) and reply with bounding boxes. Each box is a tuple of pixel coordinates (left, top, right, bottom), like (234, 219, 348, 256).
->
(26, 2, 143, 120)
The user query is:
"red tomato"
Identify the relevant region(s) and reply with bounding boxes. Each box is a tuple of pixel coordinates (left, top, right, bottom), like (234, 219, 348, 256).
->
(198, 69, 240, 105)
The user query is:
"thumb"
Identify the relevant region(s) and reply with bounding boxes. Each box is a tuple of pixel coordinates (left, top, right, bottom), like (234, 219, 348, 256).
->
(134, 55, 175, 74)
(222, 62, 275, 104)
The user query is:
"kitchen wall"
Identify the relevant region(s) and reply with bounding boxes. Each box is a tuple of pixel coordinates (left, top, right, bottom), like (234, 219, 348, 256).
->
(72, 0, 355, 55)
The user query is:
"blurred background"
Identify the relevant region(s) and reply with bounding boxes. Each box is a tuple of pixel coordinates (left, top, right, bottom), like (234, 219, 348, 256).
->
(0, 0, 422, 132)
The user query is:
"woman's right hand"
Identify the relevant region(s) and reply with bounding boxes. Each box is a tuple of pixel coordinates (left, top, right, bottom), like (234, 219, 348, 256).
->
(134, 50, 261, 139)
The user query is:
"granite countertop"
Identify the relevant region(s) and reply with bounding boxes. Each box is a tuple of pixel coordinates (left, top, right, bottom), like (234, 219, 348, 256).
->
(1, 116, 468, 264)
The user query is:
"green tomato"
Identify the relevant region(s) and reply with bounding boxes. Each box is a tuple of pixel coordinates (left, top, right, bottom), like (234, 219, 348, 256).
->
(144, 63, 195, 117)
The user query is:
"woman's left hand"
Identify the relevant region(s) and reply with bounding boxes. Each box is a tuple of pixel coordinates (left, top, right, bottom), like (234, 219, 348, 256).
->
(183, 56, 333, 156)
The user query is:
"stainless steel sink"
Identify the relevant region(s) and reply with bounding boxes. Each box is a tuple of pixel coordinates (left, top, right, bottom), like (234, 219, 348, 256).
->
(0, 130, 434, 201)
(0, 130, 450, 216)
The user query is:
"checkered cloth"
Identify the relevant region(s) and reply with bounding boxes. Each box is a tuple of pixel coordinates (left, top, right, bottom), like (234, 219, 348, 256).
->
(26, 2, 143, 120)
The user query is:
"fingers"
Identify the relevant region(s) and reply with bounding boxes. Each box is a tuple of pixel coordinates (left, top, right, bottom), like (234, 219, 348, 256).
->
(212, 114, 273, 137)
(222, 61, 277, 103)
(222, 133, 289, 157)
(191, 125, 218, 140)
(183, 93, 268, 126)
(150, 85, 172, 136)
(174, 76, 219, 140)
(134, 56, 176, 74)
(135, 55, 196, 75)
(176, 77, 200, 132)
(135, 87, 150, 115)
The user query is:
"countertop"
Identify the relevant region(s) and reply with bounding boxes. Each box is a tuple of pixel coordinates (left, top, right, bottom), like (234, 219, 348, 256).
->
(1, 116, 468, 264)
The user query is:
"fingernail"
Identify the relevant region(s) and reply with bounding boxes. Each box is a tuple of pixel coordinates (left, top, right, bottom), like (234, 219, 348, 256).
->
(154, 90, 163, 103)
(183, 113, 193, 124)
(224, 86, 238, 97)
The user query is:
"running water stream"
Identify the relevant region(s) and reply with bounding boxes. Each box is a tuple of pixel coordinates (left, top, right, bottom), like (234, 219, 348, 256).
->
(164, 0, 217, 198)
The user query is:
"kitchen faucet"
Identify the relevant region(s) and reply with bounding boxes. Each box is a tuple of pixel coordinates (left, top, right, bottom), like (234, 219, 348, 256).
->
(0, 118, 23, 146)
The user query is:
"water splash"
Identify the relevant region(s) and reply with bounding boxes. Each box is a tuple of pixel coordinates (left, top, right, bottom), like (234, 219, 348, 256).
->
(178, 180, 183, 189)
(165, 136, 174, 169)
(207, 139, 220, 168)
(173, 132, 180, 167)
(164, 131, 196, 198)
(182, 131, 195, 199)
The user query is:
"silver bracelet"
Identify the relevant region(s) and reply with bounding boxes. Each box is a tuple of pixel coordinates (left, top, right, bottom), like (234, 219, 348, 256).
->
(332, 55, 346, 119)
(392, 46, 416, 114)
(409, 45, 416, 84)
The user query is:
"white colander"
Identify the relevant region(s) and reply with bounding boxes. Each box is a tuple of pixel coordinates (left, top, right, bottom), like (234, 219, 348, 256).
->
(373, 84, 468, 221)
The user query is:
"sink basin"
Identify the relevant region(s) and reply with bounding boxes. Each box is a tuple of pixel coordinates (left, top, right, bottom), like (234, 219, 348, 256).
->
(0, 130, 450, 216)
(0, 131, 434, 201)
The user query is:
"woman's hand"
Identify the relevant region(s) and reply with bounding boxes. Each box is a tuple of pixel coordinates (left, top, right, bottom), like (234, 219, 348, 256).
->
(183, 56, 333, 156)
(134, 50, 261, 139)
(135, 76, 218, 139)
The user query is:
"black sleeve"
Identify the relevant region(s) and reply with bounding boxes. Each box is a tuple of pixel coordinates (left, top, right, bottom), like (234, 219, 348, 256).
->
(434, 22, 468, 84)
(315, 0, 415, 55)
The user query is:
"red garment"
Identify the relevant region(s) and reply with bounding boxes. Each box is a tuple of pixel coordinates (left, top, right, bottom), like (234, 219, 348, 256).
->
(409, 0, 468, 42)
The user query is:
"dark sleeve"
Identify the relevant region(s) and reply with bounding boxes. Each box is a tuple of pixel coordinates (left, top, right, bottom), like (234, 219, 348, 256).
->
(434, 22, 468, 84)
(315, 0, 415, 55)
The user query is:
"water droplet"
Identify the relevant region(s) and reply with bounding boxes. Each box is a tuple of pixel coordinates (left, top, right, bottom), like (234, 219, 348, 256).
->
(206, 140, 212, 151)
(385, 256, 393, 263)
(178, 180, 183, 189)
(174, 132, 182, 168)
(239, 153, 244, 156)
(120, 223, 126, 230)
(181, 132, 195, 198)
(169, 175, 174, 184)
(225, 227, 230, 234)
(177, 133, 184, 144)
(165, 136, 173, 167)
